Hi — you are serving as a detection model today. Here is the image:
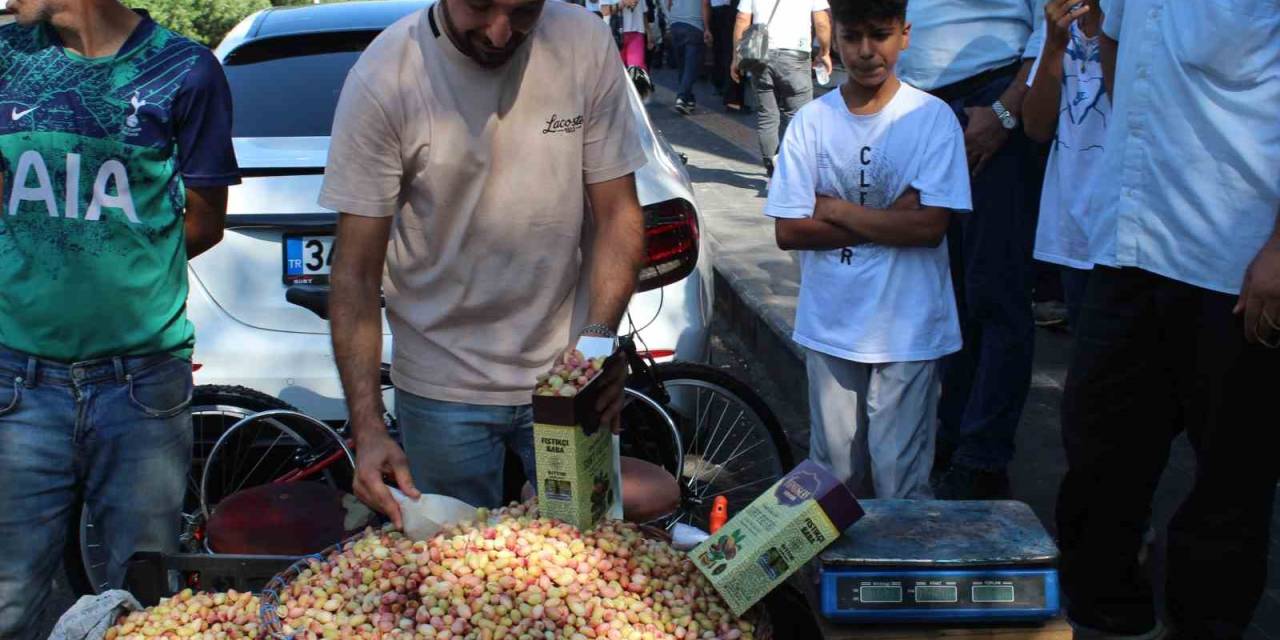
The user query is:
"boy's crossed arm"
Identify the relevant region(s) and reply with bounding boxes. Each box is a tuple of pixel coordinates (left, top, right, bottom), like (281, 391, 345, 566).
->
(775, 188, 951, 250)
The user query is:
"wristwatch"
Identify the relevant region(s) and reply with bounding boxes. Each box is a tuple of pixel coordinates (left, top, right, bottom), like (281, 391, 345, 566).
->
(992, 100, 1018, 130)
(580, 323, 616, 338)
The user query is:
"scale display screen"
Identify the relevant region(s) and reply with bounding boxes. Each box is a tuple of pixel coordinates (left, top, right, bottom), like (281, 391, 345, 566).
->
(859, 585, 902, 603)
(972, 585, 1016, 603)
(915, 585, 958, 603)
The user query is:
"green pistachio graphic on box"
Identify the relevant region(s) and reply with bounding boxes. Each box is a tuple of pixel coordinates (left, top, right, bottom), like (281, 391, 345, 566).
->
(699, 529, 747, 574)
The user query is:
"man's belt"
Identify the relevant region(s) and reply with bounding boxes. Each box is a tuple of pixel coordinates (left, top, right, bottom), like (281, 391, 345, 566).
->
(928, 60, 1023, 104)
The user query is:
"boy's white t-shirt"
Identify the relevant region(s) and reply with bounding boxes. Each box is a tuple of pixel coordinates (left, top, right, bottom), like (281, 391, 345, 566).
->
(741, 0, 828, 53)
(602, 0, 649, 33)
(765, 84, 971, 364)
(1026, 22, 1110, 270)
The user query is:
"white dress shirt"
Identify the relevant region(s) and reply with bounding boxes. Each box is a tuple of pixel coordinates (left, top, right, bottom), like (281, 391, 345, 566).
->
(1089, 0, 1280, 295)
(896, 0, 1048, 91)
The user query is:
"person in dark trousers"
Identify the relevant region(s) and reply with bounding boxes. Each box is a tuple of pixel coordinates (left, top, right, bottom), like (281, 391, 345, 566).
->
(667, 0, 713, 114)
(1055, 1, 1280, 638)
(895, 0, 1047, 500)
(709, 0, 745, 110)
(0, 0, 237, 635)
(731, 0, 832, 177)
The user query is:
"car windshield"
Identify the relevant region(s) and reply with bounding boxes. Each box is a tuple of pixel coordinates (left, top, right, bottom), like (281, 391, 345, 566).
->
(223, 31, 379, 138)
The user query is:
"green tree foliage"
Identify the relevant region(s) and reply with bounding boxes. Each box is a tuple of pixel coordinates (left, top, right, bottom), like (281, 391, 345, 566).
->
(133, 0, 351, 47)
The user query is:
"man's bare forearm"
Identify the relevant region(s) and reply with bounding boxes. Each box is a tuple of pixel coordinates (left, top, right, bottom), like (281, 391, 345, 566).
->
(585, 176, 646, 331)
(813, 10, 831, 58)
(330, 214, 393, 441)
(818, 198, 950, 247)
(775, 218, 867, 250)
(732, 12, 750, 49)
(999, 59, 1036, 119)
(1023, 44, 1066, 143)
(330, 269, 387, 440)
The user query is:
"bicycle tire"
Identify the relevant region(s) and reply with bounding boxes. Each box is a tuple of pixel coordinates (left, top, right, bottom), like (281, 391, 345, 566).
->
(65, 386, 300, 595)
(628, 362, 794, 530)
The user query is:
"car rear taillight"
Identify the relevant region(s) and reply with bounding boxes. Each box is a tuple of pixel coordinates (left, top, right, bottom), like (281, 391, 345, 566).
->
(638, 198, 699, 292)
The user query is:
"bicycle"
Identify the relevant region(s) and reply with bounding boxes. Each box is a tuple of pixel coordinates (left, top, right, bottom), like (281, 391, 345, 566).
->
(68, 284, 794, 594)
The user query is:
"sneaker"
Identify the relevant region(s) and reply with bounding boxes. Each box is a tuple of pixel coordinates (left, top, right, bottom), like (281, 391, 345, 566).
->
(1033, 300, 1069, 327)
(674, 97, 694, 115)
(932, 465, 1012, 500)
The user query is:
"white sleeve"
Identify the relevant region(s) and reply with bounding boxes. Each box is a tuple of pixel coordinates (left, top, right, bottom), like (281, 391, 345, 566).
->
(318, 72, 404, 217)
(811, 0, 829, 12)
(764, 111, 818, 220)
(911, 106, 972, 213)
(1023, 0, 1048, 58)
(740, 0, 755, 17)
(1101, 0, 1124, 39)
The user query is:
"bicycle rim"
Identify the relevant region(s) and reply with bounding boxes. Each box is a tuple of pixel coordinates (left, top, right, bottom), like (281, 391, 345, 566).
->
(655, 365, 792, 530)
(199, 410, 353, 523)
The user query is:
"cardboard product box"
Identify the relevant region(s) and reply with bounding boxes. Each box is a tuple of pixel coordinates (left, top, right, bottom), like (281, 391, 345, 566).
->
(531, 340, 623, 531)
(690, 460, 864, 617)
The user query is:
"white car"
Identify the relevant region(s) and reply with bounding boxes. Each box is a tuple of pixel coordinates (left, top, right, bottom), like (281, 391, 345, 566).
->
(195, 0, 713, 421)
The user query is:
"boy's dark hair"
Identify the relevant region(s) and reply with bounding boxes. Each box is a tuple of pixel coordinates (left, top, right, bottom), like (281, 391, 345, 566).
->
(830, 0, 908, 28)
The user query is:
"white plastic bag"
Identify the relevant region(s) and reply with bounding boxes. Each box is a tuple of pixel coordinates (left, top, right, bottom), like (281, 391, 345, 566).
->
(48, 590, 141, 640)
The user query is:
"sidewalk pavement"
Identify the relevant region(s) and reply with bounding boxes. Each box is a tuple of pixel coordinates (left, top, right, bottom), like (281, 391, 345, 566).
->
(642, 67, 1280, 639)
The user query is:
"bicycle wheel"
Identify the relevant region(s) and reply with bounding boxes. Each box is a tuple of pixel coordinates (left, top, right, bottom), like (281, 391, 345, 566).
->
(65, 386, 299, 595)
(640, 363, 793, 531)
(199, 409, 354, 524)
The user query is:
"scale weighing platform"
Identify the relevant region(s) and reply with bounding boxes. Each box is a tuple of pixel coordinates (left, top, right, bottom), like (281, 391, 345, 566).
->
(818, 500, 1060, 624)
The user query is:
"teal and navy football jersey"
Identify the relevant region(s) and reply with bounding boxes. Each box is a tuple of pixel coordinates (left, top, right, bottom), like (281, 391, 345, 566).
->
(0, 16, 239, 362)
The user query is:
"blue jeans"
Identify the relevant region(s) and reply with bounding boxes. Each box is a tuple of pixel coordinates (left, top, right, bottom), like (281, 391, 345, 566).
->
(0, 348, 192, 639)
(396, 390, 537, 509)
(937, 70, 1043, 472)
(670, 22, 705, 103)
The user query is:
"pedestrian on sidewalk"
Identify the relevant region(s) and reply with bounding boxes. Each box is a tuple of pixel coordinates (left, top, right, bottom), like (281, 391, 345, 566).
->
(0, 0, 238, 635)
(731, 0, 833, 177)
(1022, 0, 1110, 330)
(603, 0, 650, 71)
(321, 0, 645, 517)
(667, 0, 713, 114)
(898, 0, 1048, 501)
(710, 0, 746, 110)
(1055, 1, 1280, 637)
(766, 0, 971, 499)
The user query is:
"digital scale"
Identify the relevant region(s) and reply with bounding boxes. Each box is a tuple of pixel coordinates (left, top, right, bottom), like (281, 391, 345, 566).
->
(818, 500, 1060, 624)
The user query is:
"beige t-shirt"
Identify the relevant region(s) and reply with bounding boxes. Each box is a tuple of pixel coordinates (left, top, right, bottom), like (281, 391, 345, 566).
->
(319, 1, 646, 406)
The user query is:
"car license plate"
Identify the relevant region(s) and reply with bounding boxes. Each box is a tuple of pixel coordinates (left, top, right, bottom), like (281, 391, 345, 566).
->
(283, 234, 335, 284)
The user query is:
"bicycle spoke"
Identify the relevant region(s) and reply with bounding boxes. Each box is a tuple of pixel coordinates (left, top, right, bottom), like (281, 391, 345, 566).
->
(698, 468, 778, 500)
(694, 402, 740, 486)
(228, 428, 289, 498)
(686, 389, 726, 490)
(695, 414, 753, 498)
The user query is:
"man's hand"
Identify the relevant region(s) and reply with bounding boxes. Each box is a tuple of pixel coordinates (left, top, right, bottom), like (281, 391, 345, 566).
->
(704, 29, 714, 46)
(815, 52, 833, 77)
(353, 427, 420, 530)
(962, 106, 1010, 177)
(1234, 240, 1280, 347)
(731, 60, 741, 83)
(595, 350, 628, 434)
(1045, 0, 1090, 48)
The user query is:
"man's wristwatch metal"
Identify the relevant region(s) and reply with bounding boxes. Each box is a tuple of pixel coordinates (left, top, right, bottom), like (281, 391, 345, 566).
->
(992, 100, 1018, 130)
(580, 323, 616, 338)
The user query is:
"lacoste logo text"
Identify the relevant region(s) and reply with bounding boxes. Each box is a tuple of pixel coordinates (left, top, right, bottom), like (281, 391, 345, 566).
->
(10, 107, 37, 121)
(542, 113, 584, 135)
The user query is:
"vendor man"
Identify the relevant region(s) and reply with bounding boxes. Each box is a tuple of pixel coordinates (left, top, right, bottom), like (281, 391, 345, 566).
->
(322, 0, 647, 522)
(0, 0, 237, 635)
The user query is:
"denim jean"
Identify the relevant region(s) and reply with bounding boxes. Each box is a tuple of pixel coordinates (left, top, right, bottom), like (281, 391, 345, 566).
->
(1057, 267, 1278, 637)
(936, 69, 1043, 473)
(670, 22, 705, 103)
(0, 348, 192, 639)
(752, 49, 813, 163)
(1059, 265, 1091, 330)
(396, 390, 537, 509)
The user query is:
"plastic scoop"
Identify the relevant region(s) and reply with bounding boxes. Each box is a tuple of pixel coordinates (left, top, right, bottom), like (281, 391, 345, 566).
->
(388, 488, 478, 541)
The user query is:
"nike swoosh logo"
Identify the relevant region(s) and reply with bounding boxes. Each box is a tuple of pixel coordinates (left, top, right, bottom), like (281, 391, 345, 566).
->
(11, 107, 37, 121)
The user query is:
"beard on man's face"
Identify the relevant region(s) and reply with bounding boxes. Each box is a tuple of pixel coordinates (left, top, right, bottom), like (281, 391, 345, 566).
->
(465, 30, 527, 67)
